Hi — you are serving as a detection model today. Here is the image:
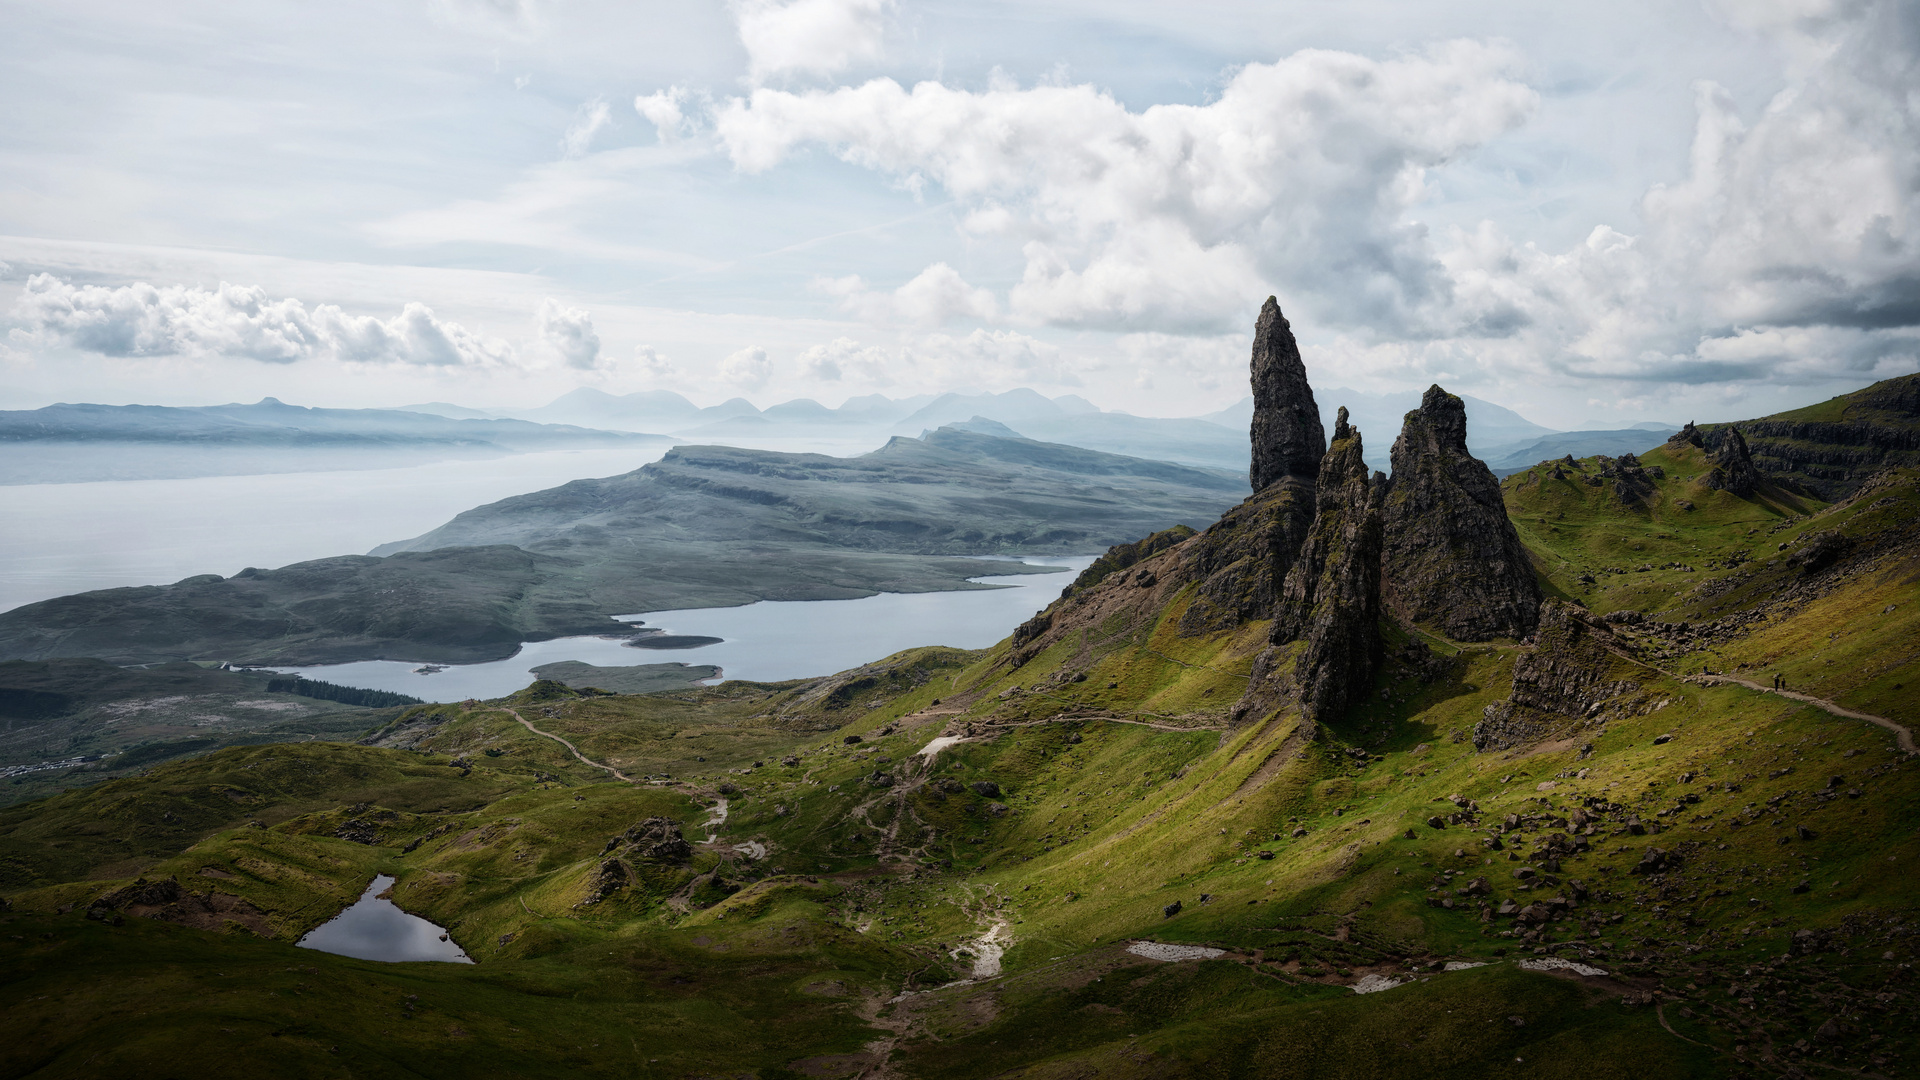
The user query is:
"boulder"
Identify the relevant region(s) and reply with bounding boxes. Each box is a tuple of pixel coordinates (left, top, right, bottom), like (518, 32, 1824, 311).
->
(614, 817, 693, 864)
(1380, 385, 1541, 641)
(1163, 901, 1183, 919)
(969, 781, 1002, 798)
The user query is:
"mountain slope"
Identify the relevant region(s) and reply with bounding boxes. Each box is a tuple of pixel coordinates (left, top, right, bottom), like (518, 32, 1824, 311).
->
(0, 428, 1243, 666)
(0, 319, 1914, 1078)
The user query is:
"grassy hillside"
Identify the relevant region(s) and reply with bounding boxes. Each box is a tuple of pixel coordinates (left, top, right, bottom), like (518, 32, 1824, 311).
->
(1, 426, 1916, 1076)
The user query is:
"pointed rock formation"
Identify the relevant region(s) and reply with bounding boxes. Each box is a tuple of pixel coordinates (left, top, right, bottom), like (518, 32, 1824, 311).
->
(1178, 297, 1323, 635)
(1705, 425, 1760, 497)
(1273, 408, 1385, 726)
(1380, 385, 1541, 641)
(1248, 297, 1326, 492)
(1668, 421, 1762, 497)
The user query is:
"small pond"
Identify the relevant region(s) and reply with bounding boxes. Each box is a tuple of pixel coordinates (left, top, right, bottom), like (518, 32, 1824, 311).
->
(296, 874, 473, 964)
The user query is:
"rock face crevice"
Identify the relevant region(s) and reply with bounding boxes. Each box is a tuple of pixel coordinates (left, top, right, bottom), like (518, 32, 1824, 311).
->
(1380, 385, 1542, 642)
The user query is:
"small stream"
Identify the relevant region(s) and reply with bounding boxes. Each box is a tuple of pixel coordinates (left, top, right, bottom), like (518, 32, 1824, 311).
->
(296, 875, 473, 964)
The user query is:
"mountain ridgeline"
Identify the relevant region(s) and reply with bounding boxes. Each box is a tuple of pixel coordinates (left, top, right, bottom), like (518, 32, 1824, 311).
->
(0, 428, 1245, 665)
(0, 300, 1915, 1078)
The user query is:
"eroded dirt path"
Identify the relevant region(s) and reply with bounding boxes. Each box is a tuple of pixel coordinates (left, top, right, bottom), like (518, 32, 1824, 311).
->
(1682, 673, 1915, 753)
(495, 707, 637, 782)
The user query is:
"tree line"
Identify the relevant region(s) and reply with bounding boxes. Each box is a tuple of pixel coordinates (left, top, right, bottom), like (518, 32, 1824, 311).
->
(266, 676, 423, 709)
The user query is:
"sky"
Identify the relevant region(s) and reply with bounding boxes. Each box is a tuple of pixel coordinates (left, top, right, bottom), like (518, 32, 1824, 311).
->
(0, 0, 1915, 428)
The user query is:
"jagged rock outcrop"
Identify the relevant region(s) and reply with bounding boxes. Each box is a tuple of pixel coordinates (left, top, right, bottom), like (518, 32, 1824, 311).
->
(1179, 297, 1324, 635)
(1270, 409, 1386, 726)
(1381, 386, 1541, 641)
(1174, 477, 1316, 635)
(87, 875, 272, 935)
(1058, 525, 1195, 599)
(1473, 602, 1639, 752)
(1706, 427, 1760, 497)
(1248, 297, 1326, 493)
(1670, 421, 1763, 497)
(603, 817, 692, 863)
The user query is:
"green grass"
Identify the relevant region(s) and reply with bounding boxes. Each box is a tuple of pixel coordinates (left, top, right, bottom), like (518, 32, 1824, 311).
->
(2, 466, 1918, 1077)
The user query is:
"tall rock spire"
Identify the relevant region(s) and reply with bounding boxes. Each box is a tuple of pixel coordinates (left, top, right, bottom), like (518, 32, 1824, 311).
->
(1248, 297, 1325, 492)
(1380, 385, 1541, 641)
(1177, 297, 1323, 635)
(1273, 408, 1385, 727)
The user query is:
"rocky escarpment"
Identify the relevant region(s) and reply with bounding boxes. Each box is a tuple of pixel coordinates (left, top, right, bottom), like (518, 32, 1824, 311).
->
(1265, 409, 1386, 726)
(1699, 372, 1920, 498)
(1381, 386, 1542, 641)
(1473, 602, 1640, 752)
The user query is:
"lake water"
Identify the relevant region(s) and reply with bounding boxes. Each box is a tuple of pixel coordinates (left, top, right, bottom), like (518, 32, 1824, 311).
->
(282, 556, 1094, 701)
(296, 874, 473, 964)
(0, 447, 667, 614)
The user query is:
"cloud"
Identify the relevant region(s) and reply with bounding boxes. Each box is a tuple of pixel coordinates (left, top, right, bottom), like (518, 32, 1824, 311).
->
(719, 344, 773, 389)
(634, 87, 693, 142)
(10, 274, 516, 367)
(1407, 0, 1920, 389)
(796, 336, 892, 381)
(817, 262, 998, 326)
(634, 345, 680, 381)
(715, 42, 1538, 334)
(534, 297, 601, 368)
(735, 0, 892, 84)
(561, 98, 612, 158)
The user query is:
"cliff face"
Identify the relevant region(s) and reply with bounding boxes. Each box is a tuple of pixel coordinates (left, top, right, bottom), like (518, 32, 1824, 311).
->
(1699, 372, 1920, 498)
(1270, 409, 1385, 726)
(1247, 296, 1326, 493)
(1380, 386, 1542, 641)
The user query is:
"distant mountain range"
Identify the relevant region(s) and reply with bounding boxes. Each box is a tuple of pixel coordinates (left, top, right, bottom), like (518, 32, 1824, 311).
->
(407, 385, 1679, 477)
(6, 386, 1683, 486)
(0, 398, 667, 484)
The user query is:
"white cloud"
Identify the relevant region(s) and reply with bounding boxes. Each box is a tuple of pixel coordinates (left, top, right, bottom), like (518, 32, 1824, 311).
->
(634, 87, 692, 142)
(715, 42, 1539, 334)
(1406, 0, 1920, 389)
(719, 344, 773, 389)
(818, 262, 998, 326)
(534, 297, 601, 369)
(796, 336, 893, 381)
(908, 328, 1081, 387)
(11, 274, 516, 367)
(561, 98, 612, 158)
(634, 344, 680, 381)
(735, 0, 892, 84)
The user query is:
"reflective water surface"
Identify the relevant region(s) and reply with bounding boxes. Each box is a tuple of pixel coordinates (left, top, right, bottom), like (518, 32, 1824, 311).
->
(296, 874, 473, 964)
(283, 556, 1093, 701)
